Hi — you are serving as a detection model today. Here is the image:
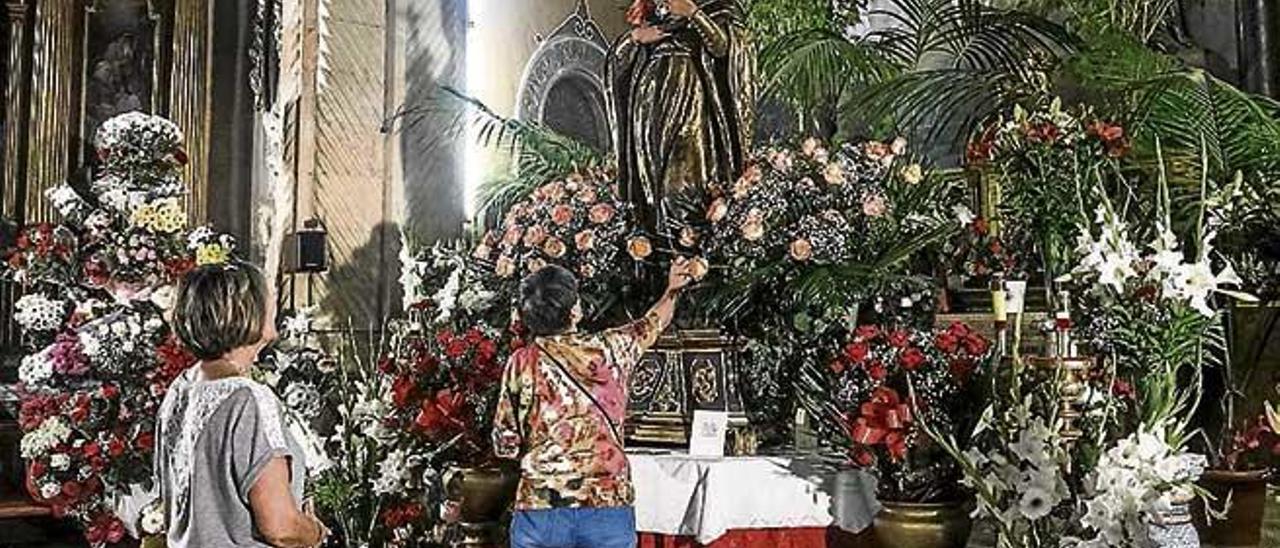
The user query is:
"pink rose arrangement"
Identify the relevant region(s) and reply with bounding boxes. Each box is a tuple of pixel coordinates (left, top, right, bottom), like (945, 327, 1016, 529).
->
(473, 167, 635, 288)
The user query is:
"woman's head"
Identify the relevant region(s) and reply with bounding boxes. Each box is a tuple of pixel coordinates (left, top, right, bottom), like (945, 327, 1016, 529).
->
(173, 261, 276, 362)
(519, 265, 581, 337)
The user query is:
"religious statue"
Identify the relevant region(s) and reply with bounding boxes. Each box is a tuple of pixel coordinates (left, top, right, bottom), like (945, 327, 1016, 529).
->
(607, 0, 755, 231)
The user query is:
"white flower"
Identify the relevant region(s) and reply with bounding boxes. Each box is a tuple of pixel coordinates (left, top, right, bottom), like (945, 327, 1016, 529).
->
(46, 185, 84, 217)
(1018, 486, 1055, 520)
(141, 503, 166, 535)
(21, 417, 72, 460)
(18, 352, 54, 387)
(432, 267, 463, 324)
(14, 294, 64, 332)
(281, 307, 316, 339)
(39, 482, 61, 500)
(50, 454, 70, 471)
(374, 449, 413, 495)
(952, 205, 976, 227)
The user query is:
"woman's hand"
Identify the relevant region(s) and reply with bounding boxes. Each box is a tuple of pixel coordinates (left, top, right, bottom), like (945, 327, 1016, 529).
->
(668, 0, 699, 17)
(666, 257, 695, 294)
(631, 25, 668, 44)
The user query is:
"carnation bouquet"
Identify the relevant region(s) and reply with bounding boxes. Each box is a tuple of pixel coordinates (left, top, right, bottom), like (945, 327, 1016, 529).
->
(821, 323, 992, 502)
(4, 112, 235, 545)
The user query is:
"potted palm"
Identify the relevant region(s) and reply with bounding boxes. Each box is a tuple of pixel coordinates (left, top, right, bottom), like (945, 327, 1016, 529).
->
(823, 322, 991, 548)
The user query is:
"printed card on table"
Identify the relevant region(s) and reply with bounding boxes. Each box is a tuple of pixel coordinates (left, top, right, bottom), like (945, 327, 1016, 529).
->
(689, 410, 729, 457)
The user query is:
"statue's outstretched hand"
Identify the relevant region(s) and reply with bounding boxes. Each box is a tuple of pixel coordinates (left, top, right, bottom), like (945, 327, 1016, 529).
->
(631, 26, 668, 44)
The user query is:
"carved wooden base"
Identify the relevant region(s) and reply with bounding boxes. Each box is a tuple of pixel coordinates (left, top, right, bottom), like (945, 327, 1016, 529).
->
(626, 330, 750, 448)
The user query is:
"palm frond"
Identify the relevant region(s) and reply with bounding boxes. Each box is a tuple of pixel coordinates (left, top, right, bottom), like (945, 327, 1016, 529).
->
(759, 28, 897, 116)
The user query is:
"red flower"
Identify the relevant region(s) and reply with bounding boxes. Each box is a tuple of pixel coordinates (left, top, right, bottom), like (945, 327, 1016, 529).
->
(107, 437, 126, 458)
(949, 358, 976, 382)
(1025, 122, 1060, 144)
(887, 330, 910, 348)
(900, 348, 927, 371)
(844, 343, 870, 363)
(1111, 379, 1135, 400)
(865, 361, 888, 381)
(83, 442, 101, 459)
(391, 376, 417, 409)
(414, 390, 464, 438)
(134, 431, 154, 451)
(855, 325, 881, 341)
(971, 218, 990, 236)
(464, 328, 486, 345)
(849, 387, 913, 461)
(935, 332, 959, 354)
(84, 514, 126, 545)
(435, 329, 456, 346)
(444, 338, 469, 359)
(829, 359, 847, 375)
(851, 447, 875, 467)
(962, 334, 989, 356)
(29, 460, 46, 479)
(377, 356, 396, 374)
(173, 148, 190, 165)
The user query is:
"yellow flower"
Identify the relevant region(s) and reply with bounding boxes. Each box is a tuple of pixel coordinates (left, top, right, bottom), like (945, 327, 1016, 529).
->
(196, 243, 230, 265)
(900, 163, 924, 185)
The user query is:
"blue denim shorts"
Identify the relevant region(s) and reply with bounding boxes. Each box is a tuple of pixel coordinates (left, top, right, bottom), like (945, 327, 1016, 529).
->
(510, 506, 637, 548)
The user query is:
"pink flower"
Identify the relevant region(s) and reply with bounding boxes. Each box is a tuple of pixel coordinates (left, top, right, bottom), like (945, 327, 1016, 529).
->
(551, 204, 575, 226)
(789, 239, 813, 261)
(628, 236, 653, 260)
(861, 194, 887, 218)
(740, 210, 765, 241)
(769, 150, 794, 172)
(542, 238, 567, 258)
(574, 230, 596, 251)
(495, 256, 516, 278)
(823, 162, 845, 185)
(522, 225, 548, 247)
(589, 203, 615, 224)
(707, 198, 729, 223)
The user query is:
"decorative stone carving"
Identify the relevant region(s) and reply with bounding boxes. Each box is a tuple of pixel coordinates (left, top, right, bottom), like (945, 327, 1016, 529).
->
(514, 0, 611, 153)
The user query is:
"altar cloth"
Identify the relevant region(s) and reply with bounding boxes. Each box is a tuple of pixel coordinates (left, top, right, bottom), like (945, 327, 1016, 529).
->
(628, 451, 881, 544)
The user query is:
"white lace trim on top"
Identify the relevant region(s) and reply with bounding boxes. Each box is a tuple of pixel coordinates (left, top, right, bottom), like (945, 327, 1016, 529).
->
(161, 371, 287, 523)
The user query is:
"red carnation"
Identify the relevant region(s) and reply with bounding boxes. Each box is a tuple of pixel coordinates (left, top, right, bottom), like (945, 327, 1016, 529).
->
(900, 347, 927, 371)
(134, 431, 154, 451)
(865, 361, 888, 381)
(887, 330, 910, 348)
(107, 437, 126, 458)
(844, 343, 870, 363)
(855, 325, 880, 341)
(444, 338, 469, 359)
(391, 376, 417, 409)
(464, 328, 485, 345)
(962, 334, 989, 356)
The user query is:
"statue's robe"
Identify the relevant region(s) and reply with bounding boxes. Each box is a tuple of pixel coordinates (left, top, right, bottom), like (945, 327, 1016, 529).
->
(607, 0, 755, 231)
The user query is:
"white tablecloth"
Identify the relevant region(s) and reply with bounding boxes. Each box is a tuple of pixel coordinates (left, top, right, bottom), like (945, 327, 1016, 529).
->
(629, 450, 881, 544)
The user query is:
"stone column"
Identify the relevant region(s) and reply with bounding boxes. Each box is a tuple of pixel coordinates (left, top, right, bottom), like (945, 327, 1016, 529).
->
(3, 0, 30, 221)
(169, 0, 212, 222)
(24, 0, 79, 223)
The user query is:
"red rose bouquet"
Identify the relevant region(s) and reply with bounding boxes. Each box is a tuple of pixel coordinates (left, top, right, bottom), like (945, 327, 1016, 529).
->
(826, 322, 991, 502)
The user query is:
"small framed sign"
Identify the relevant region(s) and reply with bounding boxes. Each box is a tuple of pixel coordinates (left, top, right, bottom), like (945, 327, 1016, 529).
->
(688, 410, 729, 457)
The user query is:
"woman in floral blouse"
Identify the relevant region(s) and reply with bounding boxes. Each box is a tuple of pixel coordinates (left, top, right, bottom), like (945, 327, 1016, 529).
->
(493, 259, 695, 548)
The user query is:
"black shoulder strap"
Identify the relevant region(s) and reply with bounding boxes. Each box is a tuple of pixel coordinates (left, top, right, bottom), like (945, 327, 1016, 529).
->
(536, 342, 625, 447)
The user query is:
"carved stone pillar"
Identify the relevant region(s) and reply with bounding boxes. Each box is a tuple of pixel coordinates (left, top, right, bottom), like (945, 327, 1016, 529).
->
(169, 0, 211, 222)
(3, 0, 30, 221)
(24, 0, 79, 223)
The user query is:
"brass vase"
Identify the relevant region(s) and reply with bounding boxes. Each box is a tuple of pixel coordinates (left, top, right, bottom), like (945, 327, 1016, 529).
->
(1193, 470, 1268, 547)
(446, 462, 521, 547)
(872, 500, 973, 548)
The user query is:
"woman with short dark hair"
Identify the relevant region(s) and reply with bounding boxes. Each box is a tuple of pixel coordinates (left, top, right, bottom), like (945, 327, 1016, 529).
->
(157, 261, 327, 548)
(493, 258, 696, 548)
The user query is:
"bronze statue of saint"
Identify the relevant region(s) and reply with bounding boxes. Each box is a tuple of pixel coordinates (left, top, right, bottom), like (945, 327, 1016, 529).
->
(607, 0, 755, 231)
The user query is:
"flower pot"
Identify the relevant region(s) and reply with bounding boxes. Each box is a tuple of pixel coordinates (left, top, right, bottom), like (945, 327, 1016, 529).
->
(446, 462, 521, 546)
(1261, 483, 1280, 545)
(872, 500, 972, 548)
(1191, 469, 1267, 547)
(1147, 493, 1199, 547)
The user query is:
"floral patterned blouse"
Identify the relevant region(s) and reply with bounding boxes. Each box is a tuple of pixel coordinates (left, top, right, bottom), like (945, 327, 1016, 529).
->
(492, 311, 661, 510)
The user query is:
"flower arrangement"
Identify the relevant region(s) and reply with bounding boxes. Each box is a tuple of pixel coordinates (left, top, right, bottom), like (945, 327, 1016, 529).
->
(826, 323, 991, 502)
(1069, 426, 1206, 547)
(1069, 197, 1252, 432)
(965, 99, 1130, 292)
(3, 111, 234, 545)
(472, 168, 635, 291)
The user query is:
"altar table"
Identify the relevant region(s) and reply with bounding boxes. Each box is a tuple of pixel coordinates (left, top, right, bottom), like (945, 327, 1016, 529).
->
(628, 450, 881, 547)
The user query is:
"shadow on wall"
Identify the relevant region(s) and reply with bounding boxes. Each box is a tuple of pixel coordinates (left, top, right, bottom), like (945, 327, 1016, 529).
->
(318, 221, 405, 323)
(399, 0, 467, 243)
